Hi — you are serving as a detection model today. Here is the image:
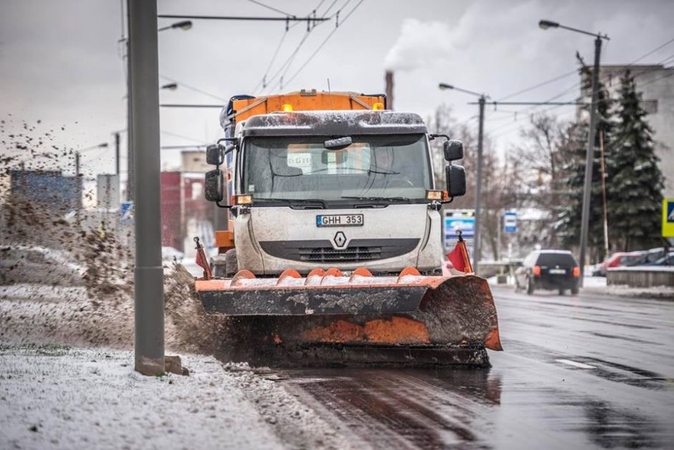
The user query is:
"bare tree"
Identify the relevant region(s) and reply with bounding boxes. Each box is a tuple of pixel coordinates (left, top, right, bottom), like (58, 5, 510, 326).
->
(511, 113, 573, 248)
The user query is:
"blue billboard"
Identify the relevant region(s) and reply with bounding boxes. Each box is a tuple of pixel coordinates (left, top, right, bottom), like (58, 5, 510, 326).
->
(444, 209, 475, 251)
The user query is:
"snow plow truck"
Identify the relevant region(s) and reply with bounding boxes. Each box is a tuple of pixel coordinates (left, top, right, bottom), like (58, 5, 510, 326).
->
(196, 89, 502, 367)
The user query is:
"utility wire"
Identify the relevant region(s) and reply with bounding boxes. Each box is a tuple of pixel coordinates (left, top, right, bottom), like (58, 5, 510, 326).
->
(486, 35, 674, 139)
(280, 0, 364, 89)
(247, 0, 295, 17)
(160, 130, 209, 144)
(159, 75, 227, 102)
(488, 50, 674, 141)
(253, 0, 332, 94)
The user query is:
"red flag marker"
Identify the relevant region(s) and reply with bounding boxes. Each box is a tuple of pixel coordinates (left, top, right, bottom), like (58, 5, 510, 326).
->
(445, 230, 473, 274)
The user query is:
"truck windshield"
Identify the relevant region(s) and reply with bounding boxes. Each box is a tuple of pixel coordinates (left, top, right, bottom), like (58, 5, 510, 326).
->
(242, 134, 432, 202)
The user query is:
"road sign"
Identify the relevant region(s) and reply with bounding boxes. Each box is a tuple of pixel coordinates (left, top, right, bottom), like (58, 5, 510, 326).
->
(120, 201, 134, 225)
(504, 211, 517, 233)
(444, 210, 475, 256)
(663, 199, 674, 237)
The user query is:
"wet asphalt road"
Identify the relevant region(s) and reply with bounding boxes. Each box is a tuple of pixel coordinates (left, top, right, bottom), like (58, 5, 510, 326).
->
(281, 286, 674, 449)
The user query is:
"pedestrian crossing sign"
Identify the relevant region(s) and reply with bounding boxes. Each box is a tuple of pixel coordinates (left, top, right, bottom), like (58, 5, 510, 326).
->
(120, 201, 134, 225)
(663, 199, 674, 237)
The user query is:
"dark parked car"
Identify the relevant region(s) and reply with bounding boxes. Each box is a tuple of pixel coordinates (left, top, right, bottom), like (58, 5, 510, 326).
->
(515, 249, 580, 295)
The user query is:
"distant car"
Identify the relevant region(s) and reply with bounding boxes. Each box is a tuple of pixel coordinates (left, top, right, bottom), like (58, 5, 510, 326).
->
(161, 246, 184, 262)
(515, 249, 580, 295)
(592, 251, 645, 277)
(0, 245, 86, 286)
(641, 251, 674, 266)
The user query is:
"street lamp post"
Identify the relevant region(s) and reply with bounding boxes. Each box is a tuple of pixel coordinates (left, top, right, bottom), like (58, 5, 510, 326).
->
(438, 83, 488, 271)
(125, 20, 192, 203)
(539, 20, 609, 284)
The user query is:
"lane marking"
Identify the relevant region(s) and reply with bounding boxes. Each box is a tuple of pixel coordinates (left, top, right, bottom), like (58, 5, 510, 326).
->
(556, 359, 595, 369)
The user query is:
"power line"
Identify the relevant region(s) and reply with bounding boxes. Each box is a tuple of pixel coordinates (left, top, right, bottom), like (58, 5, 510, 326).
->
(159, 75, 227, 101)
(247, 0, 295, 17)
(496, 69, 579, 102)
(254, 0, 334, 94)
(486, 35, 674, 139)
(279, 0, 364, 89)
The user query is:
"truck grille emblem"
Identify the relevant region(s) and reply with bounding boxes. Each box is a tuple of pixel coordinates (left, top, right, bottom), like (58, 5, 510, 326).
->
(333, 231, 347, 248)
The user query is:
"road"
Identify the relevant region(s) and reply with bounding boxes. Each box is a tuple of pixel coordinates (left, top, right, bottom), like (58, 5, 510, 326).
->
(278, 286, 674, 449)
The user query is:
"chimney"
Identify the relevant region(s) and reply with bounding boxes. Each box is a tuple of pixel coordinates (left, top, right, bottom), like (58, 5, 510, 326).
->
(385, 71, 394, 110)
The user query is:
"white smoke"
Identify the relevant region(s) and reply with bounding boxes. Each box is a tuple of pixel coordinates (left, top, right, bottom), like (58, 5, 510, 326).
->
(383, 19, 455, 72)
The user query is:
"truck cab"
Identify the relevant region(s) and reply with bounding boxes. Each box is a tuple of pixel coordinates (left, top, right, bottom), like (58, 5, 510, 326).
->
(204, 92, 465, 278)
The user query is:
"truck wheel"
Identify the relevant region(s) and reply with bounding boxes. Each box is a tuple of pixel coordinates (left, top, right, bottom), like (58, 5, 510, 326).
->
(558, 289, 565, 296)
(571, 286, 579, 295)
(526, 278, 534, 295)
(224, 249, 238, 278)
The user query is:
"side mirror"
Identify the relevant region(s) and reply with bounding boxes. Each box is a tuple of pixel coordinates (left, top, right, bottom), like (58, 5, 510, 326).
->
(445, 165, 466, 197)
(443, 140, 464, 162)
(204, 169, 224, 202)
(206, 145, 223, 166)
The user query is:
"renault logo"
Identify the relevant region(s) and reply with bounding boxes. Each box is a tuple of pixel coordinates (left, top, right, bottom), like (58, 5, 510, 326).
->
(333, 231, 347, 248)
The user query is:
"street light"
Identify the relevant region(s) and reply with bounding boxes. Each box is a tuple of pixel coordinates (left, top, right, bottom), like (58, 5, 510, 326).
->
(438, 82, 489, 270)
(157, 20, 192, 32)
(161, 82, 178, 91)
(126, 20, 193, 203)
(539, 19, 609, 284)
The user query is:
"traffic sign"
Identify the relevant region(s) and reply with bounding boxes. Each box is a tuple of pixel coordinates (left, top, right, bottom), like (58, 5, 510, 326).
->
(120, 201, 134, 225)
(663, 199, 674, 237)
(504, 211, 517, 233)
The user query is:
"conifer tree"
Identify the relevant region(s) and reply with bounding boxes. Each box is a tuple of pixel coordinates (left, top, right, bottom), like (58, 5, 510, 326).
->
(605, 70, 664, 251)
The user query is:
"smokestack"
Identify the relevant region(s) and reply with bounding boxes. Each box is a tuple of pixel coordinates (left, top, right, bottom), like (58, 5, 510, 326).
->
(385, 71, 394, 110)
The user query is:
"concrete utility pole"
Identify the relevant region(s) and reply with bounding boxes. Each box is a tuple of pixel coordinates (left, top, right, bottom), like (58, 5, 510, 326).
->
(129, 0, 164, 376)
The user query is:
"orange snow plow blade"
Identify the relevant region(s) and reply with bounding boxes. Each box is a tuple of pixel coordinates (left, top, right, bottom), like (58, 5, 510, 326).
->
(195, 267, 502, 367)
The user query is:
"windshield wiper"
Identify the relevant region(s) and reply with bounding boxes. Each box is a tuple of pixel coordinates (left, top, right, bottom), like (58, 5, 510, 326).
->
(341, 196, 412, 203)
(254, 197, 327, 209)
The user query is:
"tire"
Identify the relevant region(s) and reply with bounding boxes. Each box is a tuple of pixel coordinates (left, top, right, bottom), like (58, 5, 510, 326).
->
(224, 249, 238, 278)
(526, 278, 534, 295)
(558, 289, 565, 296)
(571, 286, 579, 295)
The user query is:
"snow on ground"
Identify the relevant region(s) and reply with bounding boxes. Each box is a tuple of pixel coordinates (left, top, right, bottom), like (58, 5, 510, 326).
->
(0, 273, 355, 450)
(487, 273, 674, 299)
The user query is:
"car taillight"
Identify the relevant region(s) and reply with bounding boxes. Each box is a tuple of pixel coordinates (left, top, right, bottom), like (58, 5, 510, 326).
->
(533, 265, 541, 276)
(573, 266, 580, 277)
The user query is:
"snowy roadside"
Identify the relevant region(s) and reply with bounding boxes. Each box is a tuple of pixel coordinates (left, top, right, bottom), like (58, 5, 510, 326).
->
(0, 277, 357, 450)
(487, 274, 674, 299)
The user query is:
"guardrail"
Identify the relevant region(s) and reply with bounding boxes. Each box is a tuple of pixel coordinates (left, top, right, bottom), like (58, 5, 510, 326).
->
(607, 266, 674, 288)
(477, 261, 522, 283)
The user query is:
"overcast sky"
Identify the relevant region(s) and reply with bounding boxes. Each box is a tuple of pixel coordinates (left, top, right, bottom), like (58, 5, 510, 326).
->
(1, 0, 673, 177)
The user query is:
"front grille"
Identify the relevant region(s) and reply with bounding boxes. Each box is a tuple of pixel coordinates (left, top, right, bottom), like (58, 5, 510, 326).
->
(260, 238, 419, 264)
(299, 246, 381, 263)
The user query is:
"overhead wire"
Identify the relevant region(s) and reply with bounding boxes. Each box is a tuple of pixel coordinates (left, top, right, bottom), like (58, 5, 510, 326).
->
(253, 0, 336, 94)
(246, 0, 295, 17)
(159, 75, 227, 102)
(487, 42, 674, 142)
(279, 0, 364, 89)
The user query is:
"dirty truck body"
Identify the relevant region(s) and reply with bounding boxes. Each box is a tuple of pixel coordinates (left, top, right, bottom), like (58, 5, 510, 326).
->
(196, 91, 501, 366)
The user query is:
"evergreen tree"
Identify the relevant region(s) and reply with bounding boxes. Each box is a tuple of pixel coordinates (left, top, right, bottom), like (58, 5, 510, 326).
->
(555, 67, 617, 262)
(605, 70, 664, 251)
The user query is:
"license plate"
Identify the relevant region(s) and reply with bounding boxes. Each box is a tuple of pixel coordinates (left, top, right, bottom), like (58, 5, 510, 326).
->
(549, 268, 566, 274)
(316, 214, 364, 227)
